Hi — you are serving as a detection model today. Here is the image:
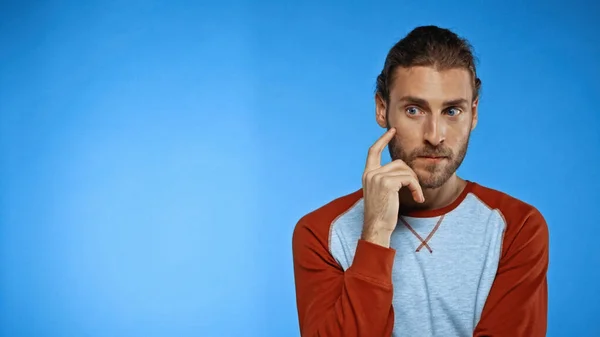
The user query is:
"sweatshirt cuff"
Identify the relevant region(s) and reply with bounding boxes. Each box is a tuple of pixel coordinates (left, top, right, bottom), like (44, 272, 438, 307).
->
(348, 239, 396, 286)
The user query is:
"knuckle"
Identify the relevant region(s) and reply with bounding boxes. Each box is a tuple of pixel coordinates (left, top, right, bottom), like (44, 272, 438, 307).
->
(364, 170, 374, 181)
(367, 146, 377, 156)
(408, 178, 417, 188)
(382, 176, 394, 189)
(394, 160, 409, 170)
(373, 173, 385, 185)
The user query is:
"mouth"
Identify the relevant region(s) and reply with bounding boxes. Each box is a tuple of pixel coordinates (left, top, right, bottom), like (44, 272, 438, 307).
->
(417, 156, 448, 162)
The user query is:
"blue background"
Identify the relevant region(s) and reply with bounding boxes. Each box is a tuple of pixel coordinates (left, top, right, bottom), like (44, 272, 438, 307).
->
(1, 1, 598, 336)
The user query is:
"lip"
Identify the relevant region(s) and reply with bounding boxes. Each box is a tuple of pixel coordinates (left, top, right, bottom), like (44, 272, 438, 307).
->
(417, 156, 447, 162)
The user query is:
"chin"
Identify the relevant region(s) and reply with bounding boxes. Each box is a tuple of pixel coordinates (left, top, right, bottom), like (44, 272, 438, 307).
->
(416, 171, 452, 189)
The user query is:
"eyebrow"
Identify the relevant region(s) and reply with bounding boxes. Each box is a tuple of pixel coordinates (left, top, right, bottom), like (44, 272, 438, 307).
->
(397, 95, 469, 109)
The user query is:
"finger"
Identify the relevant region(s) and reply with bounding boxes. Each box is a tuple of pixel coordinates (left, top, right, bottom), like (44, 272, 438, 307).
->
(365, 128, 396, 172)
(401, 176, 425, 203)
(379, 173, 425, 203)
(377, 159, 419, 180)
(364, 159, 416, 188)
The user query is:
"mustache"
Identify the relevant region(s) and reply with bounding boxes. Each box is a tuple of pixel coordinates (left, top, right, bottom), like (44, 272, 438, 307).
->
(412, 146, 453, 158)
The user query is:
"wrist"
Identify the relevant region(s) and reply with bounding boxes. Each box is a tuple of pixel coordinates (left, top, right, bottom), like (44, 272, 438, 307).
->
(361, 225, 393, 248)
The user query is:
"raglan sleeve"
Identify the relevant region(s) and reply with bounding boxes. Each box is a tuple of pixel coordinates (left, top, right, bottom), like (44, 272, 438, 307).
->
(292, 217, 396, 337)
(473, 208, 549, 337)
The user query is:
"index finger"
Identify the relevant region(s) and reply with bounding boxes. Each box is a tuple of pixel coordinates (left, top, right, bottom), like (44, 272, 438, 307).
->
(365, 128, 396, 171)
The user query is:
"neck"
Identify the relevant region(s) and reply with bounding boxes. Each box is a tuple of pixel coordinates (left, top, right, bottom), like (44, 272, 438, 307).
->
(398, 174, 467, 215)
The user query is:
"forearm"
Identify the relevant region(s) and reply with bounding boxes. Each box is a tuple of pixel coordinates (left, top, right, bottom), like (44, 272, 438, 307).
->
(295, 240, 396, 337)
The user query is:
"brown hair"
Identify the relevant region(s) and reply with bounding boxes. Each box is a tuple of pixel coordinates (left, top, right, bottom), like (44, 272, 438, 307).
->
(376, 25, 482, 102)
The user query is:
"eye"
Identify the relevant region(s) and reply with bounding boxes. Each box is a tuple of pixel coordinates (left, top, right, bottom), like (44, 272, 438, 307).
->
(445, 107, 462, 117)
(405, 106, 421, 116)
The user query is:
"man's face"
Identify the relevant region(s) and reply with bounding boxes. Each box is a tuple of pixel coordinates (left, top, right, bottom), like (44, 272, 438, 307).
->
(375, 66, 478, 189)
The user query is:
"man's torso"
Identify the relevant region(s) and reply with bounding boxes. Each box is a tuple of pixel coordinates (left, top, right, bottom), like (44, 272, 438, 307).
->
(325, 181, 529, 336)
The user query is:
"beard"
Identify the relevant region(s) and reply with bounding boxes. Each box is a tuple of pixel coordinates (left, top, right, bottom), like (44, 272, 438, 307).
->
(387, 130, 470, 189)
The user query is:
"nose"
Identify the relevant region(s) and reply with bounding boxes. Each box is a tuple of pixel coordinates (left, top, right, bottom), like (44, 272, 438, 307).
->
(423, 115, 445, 146)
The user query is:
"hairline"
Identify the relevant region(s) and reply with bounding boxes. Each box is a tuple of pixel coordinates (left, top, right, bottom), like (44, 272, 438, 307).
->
(383, 65, 479, 104)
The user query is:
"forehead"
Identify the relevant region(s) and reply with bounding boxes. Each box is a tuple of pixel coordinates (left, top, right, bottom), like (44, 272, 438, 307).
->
(389, 66, 473, 103)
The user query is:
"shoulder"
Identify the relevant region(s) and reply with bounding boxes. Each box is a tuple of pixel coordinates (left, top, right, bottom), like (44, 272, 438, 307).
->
(292, 189, 364, 252)
(469, 181, 549, 257)
(469, 181, 546, 225)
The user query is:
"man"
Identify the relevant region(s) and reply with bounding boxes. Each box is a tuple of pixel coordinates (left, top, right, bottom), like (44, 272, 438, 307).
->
(292, 25, 549, 337)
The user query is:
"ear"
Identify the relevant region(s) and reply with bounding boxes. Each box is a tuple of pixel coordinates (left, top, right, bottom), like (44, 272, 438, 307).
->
(375, 93, 388, 129)
(470, 97, 479, 131)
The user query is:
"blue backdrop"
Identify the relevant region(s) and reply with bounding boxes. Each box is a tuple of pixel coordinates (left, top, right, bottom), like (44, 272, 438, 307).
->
(1, 1, 598, 336)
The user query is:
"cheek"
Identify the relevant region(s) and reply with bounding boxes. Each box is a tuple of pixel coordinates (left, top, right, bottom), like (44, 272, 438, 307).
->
(391, 133, 421, 157)
(392, 125, 421, 148)
(390, 115, 422, 136)
(445, 122, 471, 141)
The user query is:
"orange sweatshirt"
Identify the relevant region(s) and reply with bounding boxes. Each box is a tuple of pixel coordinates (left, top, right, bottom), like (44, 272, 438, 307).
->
(292, 181, 548, 337)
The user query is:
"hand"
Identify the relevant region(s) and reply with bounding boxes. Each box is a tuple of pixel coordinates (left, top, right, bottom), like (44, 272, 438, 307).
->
(361, 128, 424, 247)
